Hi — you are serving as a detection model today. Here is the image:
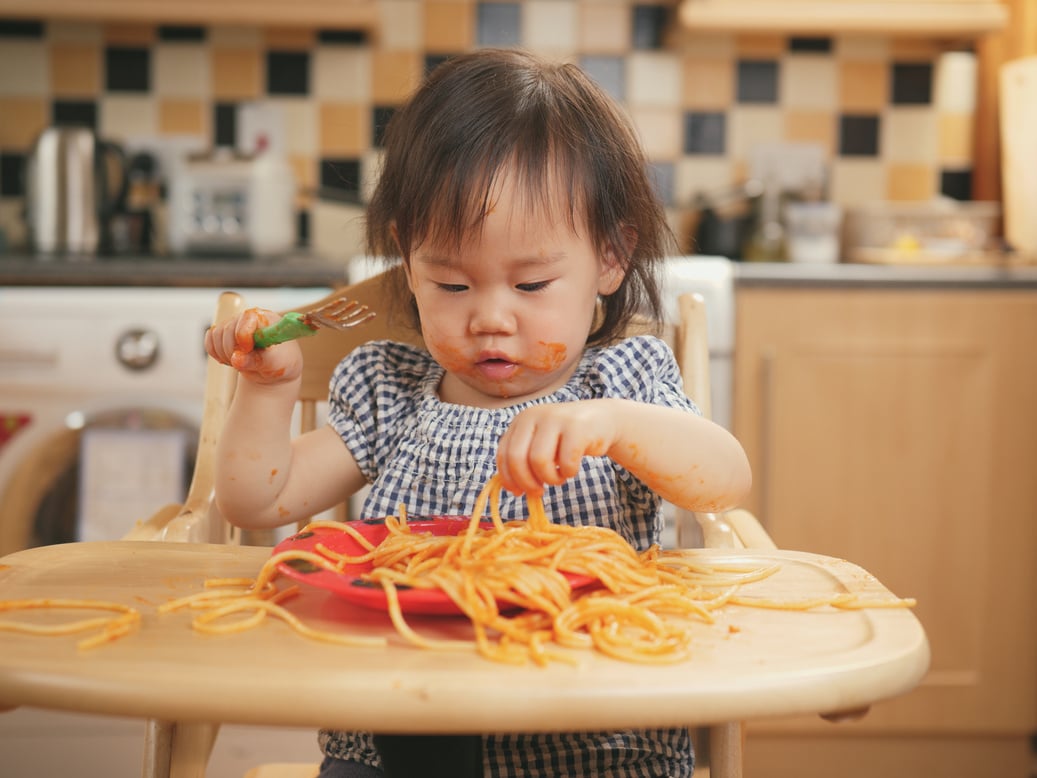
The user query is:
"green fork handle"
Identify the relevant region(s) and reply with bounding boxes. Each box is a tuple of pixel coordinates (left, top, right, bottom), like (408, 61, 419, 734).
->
(253, 312, 318, 348)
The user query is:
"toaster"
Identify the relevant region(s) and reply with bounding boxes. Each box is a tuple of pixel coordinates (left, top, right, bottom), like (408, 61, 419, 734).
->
(168, 149, 296, 257)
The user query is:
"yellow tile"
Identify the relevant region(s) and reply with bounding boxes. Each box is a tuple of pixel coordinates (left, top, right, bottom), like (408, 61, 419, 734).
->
(264, 28, 316, 49)
(0, 97, 47, 148)
(839, 60, 888, 111)
(629, 106, 681, 159)
(578, 2, 630, 54)
(319, 103, 367, 156)
(890, 38, 943, 60)
(424, 1, 474, 52)
(735, 34, 785, 58)
(288, 153, 315, 209)
(682, 56, 733, 109)
(784, 110, 835, 155)
(372, 50, 422, 104)
(104, 24, 155, 45)
(50, 43, 100, 97)
(938, 113, 973, 165)
(158, 99, 206, 135)
(886, 162, 935, 201)
(212, 47, 262, 99)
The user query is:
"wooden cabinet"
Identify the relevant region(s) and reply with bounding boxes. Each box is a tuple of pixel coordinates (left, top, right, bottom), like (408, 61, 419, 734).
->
(0, 0, 377, 29)
(732, 285, 1037, 778)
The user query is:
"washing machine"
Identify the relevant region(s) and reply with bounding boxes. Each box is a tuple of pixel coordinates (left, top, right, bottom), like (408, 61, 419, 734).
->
(0, 284, 332, 777)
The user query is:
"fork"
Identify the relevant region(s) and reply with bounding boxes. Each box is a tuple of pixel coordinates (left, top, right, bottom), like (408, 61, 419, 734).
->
(253, 298, 375, 348)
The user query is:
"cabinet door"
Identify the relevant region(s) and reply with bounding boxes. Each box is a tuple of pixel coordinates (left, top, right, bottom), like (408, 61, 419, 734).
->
(733, 287, 1037, 737)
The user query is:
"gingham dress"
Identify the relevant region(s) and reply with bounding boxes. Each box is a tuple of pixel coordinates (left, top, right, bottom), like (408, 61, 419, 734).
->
(319, 335, 698, 778)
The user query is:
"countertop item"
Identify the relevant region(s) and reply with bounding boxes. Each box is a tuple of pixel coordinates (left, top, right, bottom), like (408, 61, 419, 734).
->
(0, 540, 929, 733)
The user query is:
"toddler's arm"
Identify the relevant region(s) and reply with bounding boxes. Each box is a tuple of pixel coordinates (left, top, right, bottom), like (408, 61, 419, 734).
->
(497, 399, 751, 513)
(204, 309, 366, 529)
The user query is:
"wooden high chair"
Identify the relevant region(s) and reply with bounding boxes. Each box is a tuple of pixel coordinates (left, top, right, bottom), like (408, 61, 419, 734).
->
(126, 267, 777, 778)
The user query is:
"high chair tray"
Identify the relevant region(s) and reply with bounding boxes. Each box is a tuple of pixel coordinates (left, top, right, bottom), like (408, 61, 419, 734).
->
(0, 541, 929, 734)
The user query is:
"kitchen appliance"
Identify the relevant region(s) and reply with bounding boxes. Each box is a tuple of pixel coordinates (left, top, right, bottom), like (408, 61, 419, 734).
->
(168, 148, 296, 257)
(1000, 55, 1037, 258)
(24, 127, 127, 255)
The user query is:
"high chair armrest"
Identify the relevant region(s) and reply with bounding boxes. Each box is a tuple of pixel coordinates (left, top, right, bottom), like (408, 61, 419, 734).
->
(724, 508, 777, 550)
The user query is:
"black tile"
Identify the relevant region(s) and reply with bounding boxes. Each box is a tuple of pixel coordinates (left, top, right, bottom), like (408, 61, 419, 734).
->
(158, 25, 206, 42)
(214, 102, 237, 148)
(318, 29, 367, 45)
(320, 158, 362, 202)
(0, 152, 26, 197)
(891, 62, 933, 105)
(838, 114, 880, 156)
(296, 209, 310, 247)
(372, 105, 395, 148)
(649, 161, 675, 207)
(477, 2, 521, 47)
(633, 4, 669, 50)
(683, 111, 726, 155)
(105, 47, 150, 92)
(266, 51, 310, 95)
(940, 169, 972, 201)
(424, 54, 454, 76)
(52, 100, 97, 129)
(736, 60, 779, 104)
(789, 36, 832, 53)
(0, 19, 44, 37)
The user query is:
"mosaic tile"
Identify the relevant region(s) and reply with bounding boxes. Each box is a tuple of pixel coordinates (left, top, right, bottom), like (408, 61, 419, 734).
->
(0, 97, 47, 147)
(728, 105, 783, 157)
(0, 152, 26, 196)
(882, 107, 937, 163)
(50, 43, 101, 96)
(886, 161, 935, 200)
(524, 0, 578, 53)
(580, 55, 625, 101)
(681, 57, 734, 109)
(632, 3, 668, 50)
(105, 46, 151, 92)
(789, 37, 832, 53)
(0, 19, 43, 37)
(736, 60, 778, 104)
(578, 2, 630, 54)
(838, 114, 880, 156)
(267, 51, 310, 95)
(829, 158, 885, 204)
(313, 46, 372, 101)
(735, 34, 784, 58)
(319, 103, 368, 156)
(781, 56, 837, 110)
(783, 110, 835, 155)
(371, 50, 422, 103)
(213, 102, 237, 146)
(839, 60, 888, 111)
(477, 2, 521, 47)
(424, 1, 475, 52)
(53, 99, 98, 129)
(940, 168, 972, 201)
(938, 112, 973, 166)
(211, 47, 262, 100)
(377, 1, 423, 50)
(628, 52, 681, 107)
(630, 105, 682, 158)
(154, 44, 210, 97)
(158, 98, 206, 135)
(683, 111, 726, 155)
(320, 157, 363, 201)
(158, 26, 205, 42)
(99, 94, 157, 139)
(0, 41, 47, 96)
(891, 62, 932, 105)
(372, 105, 396, 148)
(104, 24, 155, 45)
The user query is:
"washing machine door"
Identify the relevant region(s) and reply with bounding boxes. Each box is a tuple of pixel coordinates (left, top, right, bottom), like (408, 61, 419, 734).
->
(0, 407, 197, 556)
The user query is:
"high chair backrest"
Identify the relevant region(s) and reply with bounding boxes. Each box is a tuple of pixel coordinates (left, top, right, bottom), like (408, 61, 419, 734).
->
(131, 268, 725, 548)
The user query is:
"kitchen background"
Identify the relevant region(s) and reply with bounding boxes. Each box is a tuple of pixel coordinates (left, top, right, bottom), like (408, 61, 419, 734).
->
(0, 0, 981, 260)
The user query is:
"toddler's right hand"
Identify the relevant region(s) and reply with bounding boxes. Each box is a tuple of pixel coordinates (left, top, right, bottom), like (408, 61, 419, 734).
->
(204, 307, 304, 386)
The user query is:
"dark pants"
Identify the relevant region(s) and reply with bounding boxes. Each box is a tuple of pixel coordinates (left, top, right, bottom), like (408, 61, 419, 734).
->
(319, 735, 483, 778)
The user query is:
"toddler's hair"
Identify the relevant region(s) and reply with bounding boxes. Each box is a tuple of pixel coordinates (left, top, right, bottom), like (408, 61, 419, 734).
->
(367, 48, 674, 345)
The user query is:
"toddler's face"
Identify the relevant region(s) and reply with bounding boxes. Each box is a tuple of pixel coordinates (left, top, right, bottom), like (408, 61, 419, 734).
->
(404, 171, 623, 408)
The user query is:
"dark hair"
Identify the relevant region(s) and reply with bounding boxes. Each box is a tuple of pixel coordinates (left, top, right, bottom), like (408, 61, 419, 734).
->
(366, 48, 674, 345)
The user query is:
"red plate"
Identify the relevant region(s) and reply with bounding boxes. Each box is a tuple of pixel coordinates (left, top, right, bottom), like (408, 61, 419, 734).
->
(273, 517, 595, 616)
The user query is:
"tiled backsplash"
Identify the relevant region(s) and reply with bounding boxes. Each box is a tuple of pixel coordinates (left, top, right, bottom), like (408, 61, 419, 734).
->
(0, 1, 977, 255)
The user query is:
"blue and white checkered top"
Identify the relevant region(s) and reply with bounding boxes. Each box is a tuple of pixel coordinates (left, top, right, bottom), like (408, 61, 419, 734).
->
(319, 334, 698, 778)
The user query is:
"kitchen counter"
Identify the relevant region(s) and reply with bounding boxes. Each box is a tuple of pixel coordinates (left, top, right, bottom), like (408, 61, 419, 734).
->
(0, 252, 352, 288)
(3, 252, 1037, 290)
(733, 259, 1037, 288)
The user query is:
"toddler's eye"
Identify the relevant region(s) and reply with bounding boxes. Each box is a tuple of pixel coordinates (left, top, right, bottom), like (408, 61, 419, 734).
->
(437, 283, 468, 293)
(517, 281, 550, 293)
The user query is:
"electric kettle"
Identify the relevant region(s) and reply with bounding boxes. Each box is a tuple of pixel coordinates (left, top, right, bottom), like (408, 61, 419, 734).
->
(24, 126, 127, 255)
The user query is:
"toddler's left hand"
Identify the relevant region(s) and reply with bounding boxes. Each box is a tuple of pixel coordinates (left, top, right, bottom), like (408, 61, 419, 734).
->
(497, 400, 617, 496)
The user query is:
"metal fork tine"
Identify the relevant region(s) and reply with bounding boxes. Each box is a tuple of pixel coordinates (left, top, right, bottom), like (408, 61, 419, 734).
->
(306, 298, 376, 331)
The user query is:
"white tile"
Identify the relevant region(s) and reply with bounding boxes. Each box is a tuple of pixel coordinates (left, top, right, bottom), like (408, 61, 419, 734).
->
(377, 0, 423, 50)
(830, 158, 887, 205)
(268, 97, 317, 156)
(311, 199, 368, 260)
(674, 157, 737, 205)
(0, 41, 48, 96)
(727, 106, 783, 159)
(46, 21, 103, 44)
(153, 45, 210, 98)
(882, 107, 938, 163)
(99, 95, 157, 141)
(313, 46, 372, 101)
(934, 51, 976, 113)
(523, 0, 579, 53)
(627, 52, 681, 108)
(781, 55, 837, 110)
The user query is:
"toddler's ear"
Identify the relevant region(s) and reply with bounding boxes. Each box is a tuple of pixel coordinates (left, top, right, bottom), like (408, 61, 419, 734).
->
(598, 227, 636, 295)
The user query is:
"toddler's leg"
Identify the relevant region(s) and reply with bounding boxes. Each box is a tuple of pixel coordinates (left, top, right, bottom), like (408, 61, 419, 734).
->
(372, 734, 482, 778)
(317, 755, 384, 778)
